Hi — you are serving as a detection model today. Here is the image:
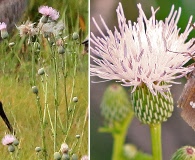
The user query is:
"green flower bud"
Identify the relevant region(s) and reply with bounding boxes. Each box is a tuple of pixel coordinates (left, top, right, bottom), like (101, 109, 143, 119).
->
(9, 42, 15, 47)
(72, 154, 78, 160)
(58, 46, 65, 54)
(171, 146, 195, 160)
(54, 152, 61, 160)
(13, 139, 19, 146)
(100, 84, 133, 126)
(8, 145, 15, 152)
(131, 85, 173, 124)
(1, 29, 8, 39)
(73, 97, 78, 103)
(62, 153, 70, 160)
(35, 146, 42, 152)
(75, 134, 80, 139)
(32, 86, 38, 94)
(72, 32, 79, 40)
(38, 68, 45, 75)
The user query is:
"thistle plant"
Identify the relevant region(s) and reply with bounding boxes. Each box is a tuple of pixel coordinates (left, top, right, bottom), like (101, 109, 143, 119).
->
(91, 2, 195, 160)
(0, 2, 88, 159)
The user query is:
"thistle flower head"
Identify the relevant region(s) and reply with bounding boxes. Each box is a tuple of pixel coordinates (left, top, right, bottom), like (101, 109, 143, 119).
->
(60, 143, 69, 153)
(91, 3, 195, 97)
(16, 21, 37, 37)
(2, 134, 16, 145)
(38, 20, 64, 36)
(38, 6, 59, 21)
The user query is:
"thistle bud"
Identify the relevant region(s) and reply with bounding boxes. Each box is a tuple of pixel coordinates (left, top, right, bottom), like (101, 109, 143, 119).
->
(100, 84, 133, 127)
(13, 139, 19, 146)
(123, 144, 137, 159)
(73, 97, 78, 103)
(58, 46, 65, 54)
(38, 68, 45, 75)
(40, 16, 48, 23)
(32, 86, 38, 94)
(35, 146, 42, 152)
(62, 153, 70, 160)
(8, 145, 15, 152)
(1, 29, 8, 39)
(131, 85, 173, 124)
(75, 134, 80, 139)
(54, 152, 61, 160)
(72, 154, 78, 160)
(60, 143, 69, 153)
(171, 146, 195, 160)
(72, 32, 79, 40)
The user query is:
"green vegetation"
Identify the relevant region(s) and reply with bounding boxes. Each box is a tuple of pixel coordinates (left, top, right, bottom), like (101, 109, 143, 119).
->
(0, 0, 88, 159)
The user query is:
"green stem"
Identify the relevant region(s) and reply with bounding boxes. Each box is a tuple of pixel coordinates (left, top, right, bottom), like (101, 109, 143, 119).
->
(64, 103, 77, 141)
(61, 53, 68, 131)
(35, 94, 47, 160)
(150, 123, 162, 160)
(112, 112, 134, 160)
(53, 49, 59, 152)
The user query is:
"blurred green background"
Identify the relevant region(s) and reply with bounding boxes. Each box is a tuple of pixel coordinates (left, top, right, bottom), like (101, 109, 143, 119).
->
(90, 0, 195, 160)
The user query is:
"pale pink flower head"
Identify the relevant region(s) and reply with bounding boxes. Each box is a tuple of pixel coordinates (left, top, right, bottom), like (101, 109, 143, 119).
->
(91, 3, 195, 96)
(60, 143, 69, 153)
(38, 6, 59, 21)
(2, 134, 16, 145)
(16, 20, 37, 37)
(81, 155, 88, 160)
(0, 22, 7, 30)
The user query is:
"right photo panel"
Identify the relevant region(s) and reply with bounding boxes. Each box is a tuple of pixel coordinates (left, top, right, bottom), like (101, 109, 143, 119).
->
(90, 0, 195, 160)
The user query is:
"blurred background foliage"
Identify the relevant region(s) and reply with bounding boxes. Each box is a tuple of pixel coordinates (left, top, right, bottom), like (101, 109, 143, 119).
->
(90, 0, 195, 160)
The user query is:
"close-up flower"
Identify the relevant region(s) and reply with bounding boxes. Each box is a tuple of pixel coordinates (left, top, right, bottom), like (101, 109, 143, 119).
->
(2, 134, 16, 146)
(91, 3, 195, 96)
(38, 6, 59, 21)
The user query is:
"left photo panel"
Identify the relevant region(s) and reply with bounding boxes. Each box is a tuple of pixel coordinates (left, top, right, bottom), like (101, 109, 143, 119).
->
(0, 0, 88, 159)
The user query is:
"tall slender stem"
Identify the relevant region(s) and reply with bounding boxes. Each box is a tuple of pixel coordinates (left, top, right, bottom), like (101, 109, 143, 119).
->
(53, 49, 59, 152)
(35, 94, 47, 160)
(150, 123, 162, 160)
(61, 53, 68, 131)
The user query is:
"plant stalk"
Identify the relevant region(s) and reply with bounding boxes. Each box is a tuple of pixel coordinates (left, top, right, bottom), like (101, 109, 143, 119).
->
(150, 123, 162, 160)
(112, 112, 134, 160)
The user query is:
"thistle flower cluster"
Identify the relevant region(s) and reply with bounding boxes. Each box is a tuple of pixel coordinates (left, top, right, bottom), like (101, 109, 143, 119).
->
(1, 134, 19, 153)
(16, 5, 64, 39)
(53, 141, 81, 160)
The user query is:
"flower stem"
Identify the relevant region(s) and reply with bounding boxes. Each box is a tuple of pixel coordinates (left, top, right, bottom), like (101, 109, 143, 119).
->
(35, 94, 47, 160)
(150, 123, 162, 160)
(112, 131, 126, 160)
(112, 112, 134, 160)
